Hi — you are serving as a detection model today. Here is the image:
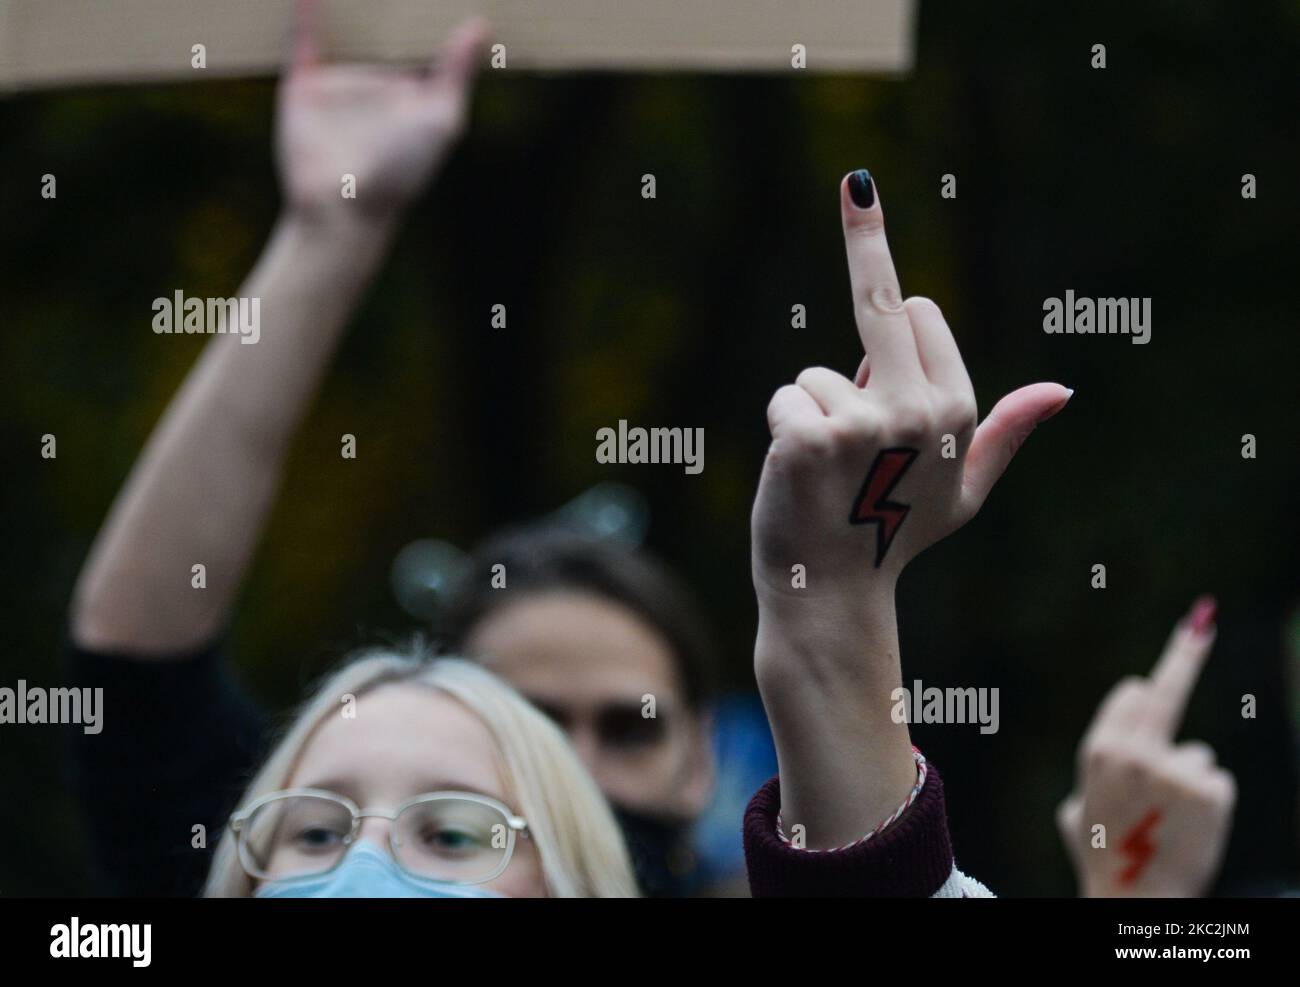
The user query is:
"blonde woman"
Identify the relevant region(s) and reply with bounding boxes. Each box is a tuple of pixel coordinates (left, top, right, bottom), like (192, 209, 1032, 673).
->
(203, 644, 636, 897)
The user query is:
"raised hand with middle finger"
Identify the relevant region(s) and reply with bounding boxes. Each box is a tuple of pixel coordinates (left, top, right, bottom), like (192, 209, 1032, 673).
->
(1057, 597, 1237, 897)
(751, 170, 1071, 852)
(753, 170, 1072, 601)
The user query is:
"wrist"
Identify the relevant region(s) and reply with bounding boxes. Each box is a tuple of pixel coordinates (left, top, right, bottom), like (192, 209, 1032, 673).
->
(267, 206, 401, 295)
(754, 579, 900, 691)
(770, 721, 919, 850)
(751, 546, 901, 651)
(281, 198, 403, 241)
(754, 590, 908, 777)
(751, 571, 918, 849)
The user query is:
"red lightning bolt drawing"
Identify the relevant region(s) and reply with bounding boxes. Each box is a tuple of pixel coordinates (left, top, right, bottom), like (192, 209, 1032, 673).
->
(849, 447, 919, 567)
(1118, 809, 1163, 885)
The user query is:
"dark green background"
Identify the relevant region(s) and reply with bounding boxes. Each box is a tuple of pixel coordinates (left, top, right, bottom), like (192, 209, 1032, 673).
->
(3, 1, 1297, 895)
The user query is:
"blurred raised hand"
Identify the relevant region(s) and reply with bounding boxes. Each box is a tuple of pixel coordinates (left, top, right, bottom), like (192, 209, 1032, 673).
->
(1057, 597, 1236, 897)
(72, 5, 490, 653)
(277, 0, 489, 219)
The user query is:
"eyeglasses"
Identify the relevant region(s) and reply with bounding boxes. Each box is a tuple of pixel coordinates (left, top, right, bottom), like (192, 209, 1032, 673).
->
(229, 789, 529, 885)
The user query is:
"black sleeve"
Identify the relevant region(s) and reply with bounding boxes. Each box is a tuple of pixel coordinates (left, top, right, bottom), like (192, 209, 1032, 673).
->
(63, 635, 273, 897)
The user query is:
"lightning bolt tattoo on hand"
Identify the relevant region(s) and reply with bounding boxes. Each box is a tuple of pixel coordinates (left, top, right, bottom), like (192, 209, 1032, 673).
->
(849, 447, 919, 566)
(1118, 809, 1163, 886)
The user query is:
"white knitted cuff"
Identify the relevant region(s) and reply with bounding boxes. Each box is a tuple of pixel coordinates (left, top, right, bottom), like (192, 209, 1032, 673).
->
(932, 866, 995, 898)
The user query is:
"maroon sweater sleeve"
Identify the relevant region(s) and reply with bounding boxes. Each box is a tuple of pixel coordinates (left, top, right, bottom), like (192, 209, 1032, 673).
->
(743, 760, 955, 897)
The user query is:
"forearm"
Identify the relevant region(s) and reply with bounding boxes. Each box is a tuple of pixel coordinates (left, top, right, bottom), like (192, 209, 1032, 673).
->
(754, 583, 918, 849)
(72, 208, 398, 655)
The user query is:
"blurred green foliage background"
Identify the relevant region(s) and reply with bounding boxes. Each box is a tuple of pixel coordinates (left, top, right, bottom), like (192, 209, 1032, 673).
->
(2, 1, 1298, 895)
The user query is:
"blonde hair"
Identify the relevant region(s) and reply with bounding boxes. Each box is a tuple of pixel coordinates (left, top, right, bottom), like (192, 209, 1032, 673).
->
(203, 641, 639, 897)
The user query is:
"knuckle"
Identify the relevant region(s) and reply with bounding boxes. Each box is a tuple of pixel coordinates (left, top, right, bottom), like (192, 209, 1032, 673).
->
(767, 383, 800, 415)
(887, 400, 935, 439)
(937, 395, 978, 428)
(825, 415, 869, 447)
(1214, 770, 1238, 805)
(896, 421, 930, 445)
(864, 284, 906, 316)
(1056, 796, 1081, 830)
(1177, 774, 1222, 804)
(1084, 738, 1124, 771)
(845, 402, 882, 432)
(905, 295, 944, 319)
(785, 423, 834, 458)
(1179, 740, 1217, 762)
(795, 366, 831, 389)
(1087, 737, 1152, 777)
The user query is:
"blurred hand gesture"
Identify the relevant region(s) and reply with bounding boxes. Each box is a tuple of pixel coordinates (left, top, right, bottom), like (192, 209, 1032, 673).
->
(1058, 598, 1237, 897)
(276, 0, 489, 220)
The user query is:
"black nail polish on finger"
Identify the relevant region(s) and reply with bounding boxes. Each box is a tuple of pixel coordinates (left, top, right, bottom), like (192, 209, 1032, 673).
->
(848, 169, 875, 209)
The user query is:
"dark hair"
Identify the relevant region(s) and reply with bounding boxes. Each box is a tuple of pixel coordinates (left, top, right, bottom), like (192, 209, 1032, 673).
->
(438, 527, 717, 708)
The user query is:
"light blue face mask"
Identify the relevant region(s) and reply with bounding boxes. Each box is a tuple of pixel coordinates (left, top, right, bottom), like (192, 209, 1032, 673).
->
(254, 842, 505, 899)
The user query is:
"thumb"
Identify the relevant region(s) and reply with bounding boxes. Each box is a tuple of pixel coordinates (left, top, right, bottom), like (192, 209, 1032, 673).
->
(959, 382, 1072, 520)
(429, 17, 491, 96)
(289, 0, 320, 72)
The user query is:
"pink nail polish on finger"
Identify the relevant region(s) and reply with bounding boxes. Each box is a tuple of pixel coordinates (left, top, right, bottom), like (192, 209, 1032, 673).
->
(1187, 595, 1217, 635)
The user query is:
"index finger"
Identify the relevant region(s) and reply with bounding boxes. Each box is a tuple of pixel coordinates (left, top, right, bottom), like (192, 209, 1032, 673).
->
(426, 17, 491, 93)
(292, 0, 320, 69)
(1145, 596, 1217, 739)
(840, 170, 924, 388)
